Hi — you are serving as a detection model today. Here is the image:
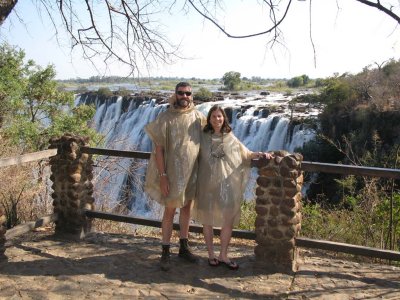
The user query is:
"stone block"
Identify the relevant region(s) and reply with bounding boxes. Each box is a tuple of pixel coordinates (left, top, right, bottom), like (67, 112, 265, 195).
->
(270, 197, 281, 205)
(256, 197, 269, 205)
(255, 187, 265, 196)
(255, 216, 266, 227)
(255, 205, 268, 216)
(269, 188, 283, 197)
(256, 176, 270, 187)
(283, 179, 297, 188)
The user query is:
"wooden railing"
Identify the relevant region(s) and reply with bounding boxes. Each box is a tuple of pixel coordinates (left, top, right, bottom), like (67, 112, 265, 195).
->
(82, 146, 400, 179)
(0, 149, 58, 168)
(1, 146, 400, 261)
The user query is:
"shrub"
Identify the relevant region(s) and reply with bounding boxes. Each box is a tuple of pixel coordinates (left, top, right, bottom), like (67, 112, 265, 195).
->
(238, 200, 256, 231)
(97, 87, 113, 97)
(194, 87, 212, 101)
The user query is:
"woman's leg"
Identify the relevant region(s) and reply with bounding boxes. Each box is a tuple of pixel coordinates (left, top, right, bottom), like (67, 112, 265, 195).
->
(203, 224, 216, 260)
(218, 222, 239, 269)
(218, 223, 233, 262)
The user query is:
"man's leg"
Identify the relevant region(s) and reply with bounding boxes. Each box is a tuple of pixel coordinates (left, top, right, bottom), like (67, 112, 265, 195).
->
(178, 201, 192, 239)
(160, 206, 176, 271)
(178, 201, 198, 263)
(162, 206, 176, 244)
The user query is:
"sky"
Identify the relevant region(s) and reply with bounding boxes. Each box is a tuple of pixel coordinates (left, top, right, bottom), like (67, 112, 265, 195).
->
(1, 0, 399, 80)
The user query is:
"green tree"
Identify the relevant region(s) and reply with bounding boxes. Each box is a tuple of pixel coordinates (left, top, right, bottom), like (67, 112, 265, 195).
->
(0, 43, 99, 151)
(301, 74, 310, 85)
(222, 71, 241, 91)
(287, 76, 304, 88)
(0, 44, 27, 128)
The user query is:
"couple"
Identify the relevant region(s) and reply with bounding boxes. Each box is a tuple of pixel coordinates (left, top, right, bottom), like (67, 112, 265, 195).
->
(145, 82, 271, 272)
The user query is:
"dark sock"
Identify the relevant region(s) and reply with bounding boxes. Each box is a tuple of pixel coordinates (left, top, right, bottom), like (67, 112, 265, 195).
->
(179, 238, 189, 251)
(162, 244, 170, 254)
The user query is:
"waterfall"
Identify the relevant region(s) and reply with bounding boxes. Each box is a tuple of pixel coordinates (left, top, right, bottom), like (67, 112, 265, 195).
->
(78, 92, 317, 218)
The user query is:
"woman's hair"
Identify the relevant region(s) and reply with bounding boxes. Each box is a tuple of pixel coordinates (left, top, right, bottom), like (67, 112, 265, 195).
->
(203, 105, 232, 133)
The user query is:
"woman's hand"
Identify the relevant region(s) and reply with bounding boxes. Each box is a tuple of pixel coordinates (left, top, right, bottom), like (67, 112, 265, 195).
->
(251, 151, 274, 160)
(263, 152, 274, 160)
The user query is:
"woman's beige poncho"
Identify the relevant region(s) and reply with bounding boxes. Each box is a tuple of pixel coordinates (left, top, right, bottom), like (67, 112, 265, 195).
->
(193, 131, 252, 227)
(144, 101, 205, 208)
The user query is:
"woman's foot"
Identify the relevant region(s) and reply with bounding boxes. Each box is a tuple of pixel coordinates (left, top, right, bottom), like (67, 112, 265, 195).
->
(218, 259, 239, 270)
(208, 257, 220, 267)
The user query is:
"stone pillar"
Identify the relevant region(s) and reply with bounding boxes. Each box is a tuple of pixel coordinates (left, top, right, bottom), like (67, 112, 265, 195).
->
(49, 134, 95, 239)
(253, 150, 303, 273)
(0, 208, 6, 260)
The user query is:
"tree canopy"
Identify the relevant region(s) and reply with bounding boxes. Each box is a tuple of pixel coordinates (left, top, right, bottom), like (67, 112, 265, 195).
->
(0, 43, 99, 152)
(1, 1, 399, 76)
(222, 71, 241, 91)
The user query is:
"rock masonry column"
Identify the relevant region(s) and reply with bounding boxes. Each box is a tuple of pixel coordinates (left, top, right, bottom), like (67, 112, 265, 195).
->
(49, 134, 95, 239)
(253, 150, 303, 273)
(0, 207, 6, 260)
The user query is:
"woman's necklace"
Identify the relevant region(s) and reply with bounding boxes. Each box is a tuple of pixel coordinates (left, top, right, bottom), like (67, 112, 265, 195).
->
(210, 132, 225, 159)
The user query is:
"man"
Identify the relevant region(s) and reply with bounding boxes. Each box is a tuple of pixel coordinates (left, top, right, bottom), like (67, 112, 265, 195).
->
(144, 82, 205, 271)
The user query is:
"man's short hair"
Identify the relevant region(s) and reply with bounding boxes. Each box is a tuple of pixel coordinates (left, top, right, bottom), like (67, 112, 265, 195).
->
(175, 82, 191, 93)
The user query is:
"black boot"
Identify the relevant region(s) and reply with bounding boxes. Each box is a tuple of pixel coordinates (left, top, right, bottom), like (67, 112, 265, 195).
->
(160, 244, 171, 271)
(178, 238, 198, 263)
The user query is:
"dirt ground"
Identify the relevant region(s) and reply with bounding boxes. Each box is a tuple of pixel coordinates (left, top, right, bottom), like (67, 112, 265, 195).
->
(1, 229, 399, 299)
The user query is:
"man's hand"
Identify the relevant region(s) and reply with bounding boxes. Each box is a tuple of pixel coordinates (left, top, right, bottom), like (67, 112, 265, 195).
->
(160, 175, 169, 197)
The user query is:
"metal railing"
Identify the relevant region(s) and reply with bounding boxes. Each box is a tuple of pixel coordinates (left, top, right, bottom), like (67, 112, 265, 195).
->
(1, 146, 400, 261)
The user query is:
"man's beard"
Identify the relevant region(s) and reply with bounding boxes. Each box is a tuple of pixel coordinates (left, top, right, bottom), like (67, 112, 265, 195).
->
(176, 98, 190, 108)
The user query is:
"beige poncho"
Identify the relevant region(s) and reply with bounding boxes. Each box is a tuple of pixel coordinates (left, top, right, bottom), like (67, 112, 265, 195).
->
(144, 102, 205, 208)
(193, 131, 252, 227)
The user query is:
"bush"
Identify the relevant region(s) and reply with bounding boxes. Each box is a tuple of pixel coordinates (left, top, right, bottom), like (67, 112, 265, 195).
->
(97, 87, 113, 98)
(0, 142, 52, 228)
(194, 87, 212, 101)
(238, 200, 256, 230)
(287, 76, 304, 88)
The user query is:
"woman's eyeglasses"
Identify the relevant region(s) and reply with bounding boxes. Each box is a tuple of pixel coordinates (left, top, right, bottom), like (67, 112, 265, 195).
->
(176, 91, 192, 96)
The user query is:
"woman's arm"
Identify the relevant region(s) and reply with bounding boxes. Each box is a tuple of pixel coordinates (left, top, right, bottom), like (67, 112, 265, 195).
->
(250, 151, 274, 160)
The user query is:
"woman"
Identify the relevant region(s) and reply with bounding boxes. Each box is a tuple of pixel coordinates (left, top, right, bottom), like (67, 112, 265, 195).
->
(193, 105, 272, 270)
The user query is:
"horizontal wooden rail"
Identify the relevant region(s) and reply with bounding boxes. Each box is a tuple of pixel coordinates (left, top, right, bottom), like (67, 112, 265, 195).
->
(84, 210, 256, 240)
(80, 147, 400, 179)
(2, 147, 397, 179)
(301, 161, 400, 179)
(5, 214, 58, 240)
(81, 147, 151, 159)
(0, 149, 58, 168)
(84, 210, 400, 261)
(295, 237, 400, 261)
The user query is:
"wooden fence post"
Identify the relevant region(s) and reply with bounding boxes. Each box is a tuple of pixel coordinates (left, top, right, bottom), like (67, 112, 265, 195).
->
(0, 207, 6, 260)
(49, 134, 95, 239)
(253, 150, 303, 273)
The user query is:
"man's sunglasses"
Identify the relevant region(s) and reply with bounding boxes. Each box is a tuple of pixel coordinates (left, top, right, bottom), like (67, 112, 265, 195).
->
(176, 91, 192, 96)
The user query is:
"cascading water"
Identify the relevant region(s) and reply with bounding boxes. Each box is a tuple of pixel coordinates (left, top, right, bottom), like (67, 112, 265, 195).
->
(77, 92, 318, 219)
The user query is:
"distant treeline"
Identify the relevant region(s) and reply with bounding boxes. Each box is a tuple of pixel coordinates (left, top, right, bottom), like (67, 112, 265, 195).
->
(57, 75, 284, 85)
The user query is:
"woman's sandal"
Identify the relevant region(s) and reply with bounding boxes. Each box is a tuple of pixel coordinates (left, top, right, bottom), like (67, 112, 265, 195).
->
(218, 260, 239, 270)
(208, 257, 220, 267)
